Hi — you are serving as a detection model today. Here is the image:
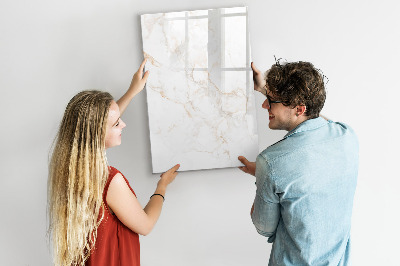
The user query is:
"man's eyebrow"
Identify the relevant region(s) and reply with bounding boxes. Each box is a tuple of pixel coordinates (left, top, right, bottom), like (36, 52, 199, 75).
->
(112, 117, 120, 126)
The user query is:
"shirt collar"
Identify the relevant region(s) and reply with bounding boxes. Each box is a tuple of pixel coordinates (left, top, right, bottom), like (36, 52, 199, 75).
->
(284, 117, 328, 139)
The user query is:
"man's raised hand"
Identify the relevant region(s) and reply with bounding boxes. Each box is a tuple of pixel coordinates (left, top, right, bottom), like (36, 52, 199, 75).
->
(251, 62, 267, 96)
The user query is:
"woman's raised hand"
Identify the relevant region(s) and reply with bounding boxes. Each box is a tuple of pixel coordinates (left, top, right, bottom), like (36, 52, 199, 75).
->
(128, 58, 150, 96)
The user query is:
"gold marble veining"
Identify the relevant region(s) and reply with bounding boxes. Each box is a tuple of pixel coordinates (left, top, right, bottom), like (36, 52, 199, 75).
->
(141, 6, 258, 173)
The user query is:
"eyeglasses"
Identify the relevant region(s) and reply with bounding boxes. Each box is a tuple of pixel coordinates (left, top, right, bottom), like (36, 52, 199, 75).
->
(266, 94, 282, 108)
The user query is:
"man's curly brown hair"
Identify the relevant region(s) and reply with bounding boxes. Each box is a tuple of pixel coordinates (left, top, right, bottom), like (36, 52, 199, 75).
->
(266, 60, 327, 119)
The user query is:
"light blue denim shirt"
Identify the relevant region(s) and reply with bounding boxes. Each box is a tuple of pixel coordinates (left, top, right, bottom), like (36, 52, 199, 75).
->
(252, 117, 359, 266)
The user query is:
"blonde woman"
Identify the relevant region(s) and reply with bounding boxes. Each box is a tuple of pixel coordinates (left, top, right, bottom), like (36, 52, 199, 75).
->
(48, 59, 180, 266)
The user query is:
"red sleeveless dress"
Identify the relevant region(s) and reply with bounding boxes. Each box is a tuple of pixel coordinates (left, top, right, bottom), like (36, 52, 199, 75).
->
(86, 166, 140, 266)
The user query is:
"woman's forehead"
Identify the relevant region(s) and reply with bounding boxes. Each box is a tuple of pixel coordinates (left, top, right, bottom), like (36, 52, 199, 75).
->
(108, 101, 120, 123)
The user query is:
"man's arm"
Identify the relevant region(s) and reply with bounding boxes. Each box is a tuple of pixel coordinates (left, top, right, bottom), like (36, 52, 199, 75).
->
(251, 155, 280, 241)
(251, 193, 280, 240)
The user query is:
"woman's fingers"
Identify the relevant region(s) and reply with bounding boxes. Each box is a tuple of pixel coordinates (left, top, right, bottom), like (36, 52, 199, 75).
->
(142, 70, 150, 83)
(160, 164, 180, 177)
(169, 164, 180, 173)
(139, 58, 147, 73)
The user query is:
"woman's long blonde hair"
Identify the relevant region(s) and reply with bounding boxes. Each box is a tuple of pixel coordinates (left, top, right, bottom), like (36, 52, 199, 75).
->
(48, 90, 113, 265)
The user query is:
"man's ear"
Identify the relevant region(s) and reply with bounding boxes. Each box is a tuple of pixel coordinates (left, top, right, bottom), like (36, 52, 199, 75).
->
(295, 105, 307, 117)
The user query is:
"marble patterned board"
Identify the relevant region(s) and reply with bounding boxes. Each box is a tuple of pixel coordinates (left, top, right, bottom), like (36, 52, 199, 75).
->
(140, 6, 259, 173)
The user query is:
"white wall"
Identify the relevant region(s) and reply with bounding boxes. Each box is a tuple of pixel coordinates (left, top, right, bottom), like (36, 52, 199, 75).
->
(1, 0, 399, 265)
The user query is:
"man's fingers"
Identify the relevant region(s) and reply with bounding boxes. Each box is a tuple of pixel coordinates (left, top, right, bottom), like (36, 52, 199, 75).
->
(238, 156, 250, 166)
(238, 166, 249, 174)
(251, 62, 260, 74)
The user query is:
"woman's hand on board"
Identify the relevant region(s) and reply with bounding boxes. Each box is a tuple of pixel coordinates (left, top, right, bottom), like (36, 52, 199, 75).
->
(158, 164, 180, 189)
(117, 58, 150, 114)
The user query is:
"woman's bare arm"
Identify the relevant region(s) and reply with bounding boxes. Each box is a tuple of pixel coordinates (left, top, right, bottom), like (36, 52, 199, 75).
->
(106, 164, 179, 235)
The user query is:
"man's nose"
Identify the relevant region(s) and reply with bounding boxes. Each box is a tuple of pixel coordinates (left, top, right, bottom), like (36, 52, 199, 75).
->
(262, 99, 270, 109)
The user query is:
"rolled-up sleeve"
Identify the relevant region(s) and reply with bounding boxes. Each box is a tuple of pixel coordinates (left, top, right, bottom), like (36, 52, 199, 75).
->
(251, 155, 280, 242)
